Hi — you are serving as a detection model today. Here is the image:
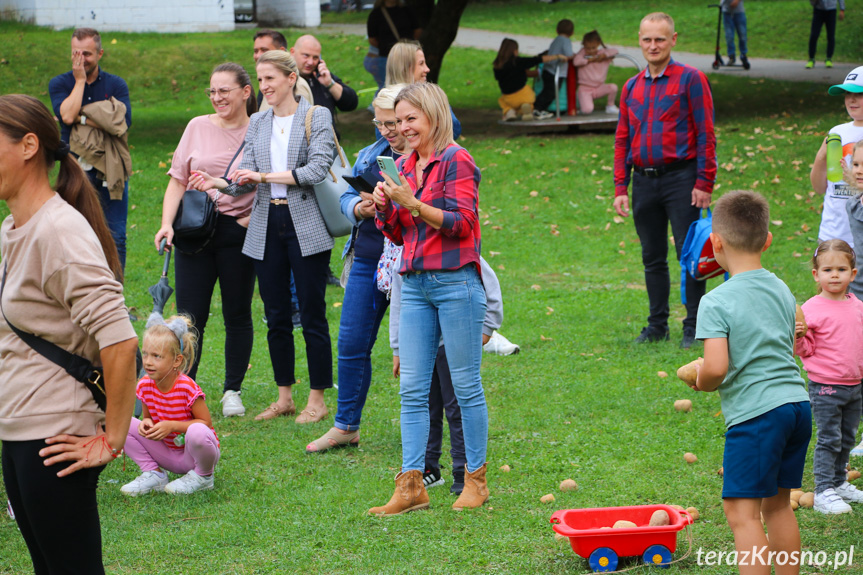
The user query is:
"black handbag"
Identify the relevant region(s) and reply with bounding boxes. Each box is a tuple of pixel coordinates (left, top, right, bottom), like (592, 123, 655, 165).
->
(172, 142, 245, 254)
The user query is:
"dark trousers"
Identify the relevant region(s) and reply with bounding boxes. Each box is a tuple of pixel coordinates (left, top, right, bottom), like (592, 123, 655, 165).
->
(534, 70, 560, 113)
(175, 216, 256, 392)
(809, 8, 837, 60)
(809, 381, 863, 493)
(425, 346, 467, 472)
(631, 164, 705, 332)
(254, 205, 333, 389)
(2, 440, 105, 575)
(87, 170, 128, 273)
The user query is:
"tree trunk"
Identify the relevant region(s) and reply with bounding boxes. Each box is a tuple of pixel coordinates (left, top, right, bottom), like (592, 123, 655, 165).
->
(408, 0, 470, 83)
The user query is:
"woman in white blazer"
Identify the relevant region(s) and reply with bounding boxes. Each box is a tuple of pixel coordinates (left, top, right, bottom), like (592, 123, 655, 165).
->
(220, 50, 336, 423)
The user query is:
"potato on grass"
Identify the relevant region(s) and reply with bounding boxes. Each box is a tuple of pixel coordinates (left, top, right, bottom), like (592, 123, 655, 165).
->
(790, 499, 799, 511)
(685, 507, 700, 521)
(676, 358, 704, 386)
(789, 490, 803, 503)
(798, 492, 815, 508)
(500, 464, 511, 472)
(540, 494, 555, 503)
(848, 469, 861, 481)
(674, 399, 693, 412)
(559, 479, 578, 492)
(684, 452, 698, 463)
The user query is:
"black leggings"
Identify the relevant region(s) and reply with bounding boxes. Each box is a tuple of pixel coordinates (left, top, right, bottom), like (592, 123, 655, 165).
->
(174, 216, 256, 392)
(809, 8, 837, 60)
(2, 440, 105, 574)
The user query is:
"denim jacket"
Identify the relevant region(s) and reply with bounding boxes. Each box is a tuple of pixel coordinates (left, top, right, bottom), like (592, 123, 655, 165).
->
(339, 137, 391, 258)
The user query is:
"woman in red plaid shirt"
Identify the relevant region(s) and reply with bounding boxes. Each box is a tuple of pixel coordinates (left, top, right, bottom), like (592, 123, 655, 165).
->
(369, 83, 489, 515)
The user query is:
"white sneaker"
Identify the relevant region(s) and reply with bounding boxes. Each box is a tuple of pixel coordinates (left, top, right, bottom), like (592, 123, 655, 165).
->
(503, 109, 517, 122)
(221, 390, 245, 417)
(835, 481, 863, 504)
(533, 110, 554, 121)
(814, 488, 853, 514)
(121, 471, 169, 496)
(851, 440, 863, 457)
(483, 331, 520, 356)
(605, 104, 620, 114)
(165, 470, 214, 495)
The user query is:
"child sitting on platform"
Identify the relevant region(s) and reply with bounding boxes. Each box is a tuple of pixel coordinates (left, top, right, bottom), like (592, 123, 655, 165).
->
(572, 29, 619, 115)
(493, 38, 568, 121)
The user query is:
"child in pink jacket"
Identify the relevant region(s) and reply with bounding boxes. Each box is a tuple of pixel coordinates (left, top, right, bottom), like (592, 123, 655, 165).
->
(572, 30, 619, 115)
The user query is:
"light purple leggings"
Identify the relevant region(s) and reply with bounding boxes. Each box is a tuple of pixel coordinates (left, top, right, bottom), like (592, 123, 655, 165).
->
(124, 418, 220, 476)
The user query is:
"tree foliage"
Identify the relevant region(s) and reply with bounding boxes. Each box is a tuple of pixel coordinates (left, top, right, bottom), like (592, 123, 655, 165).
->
(408, 0, 471, 83)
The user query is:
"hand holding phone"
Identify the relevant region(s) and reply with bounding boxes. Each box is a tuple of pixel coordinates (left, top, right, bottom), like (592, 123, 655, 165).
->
(377, 156, 401, 184)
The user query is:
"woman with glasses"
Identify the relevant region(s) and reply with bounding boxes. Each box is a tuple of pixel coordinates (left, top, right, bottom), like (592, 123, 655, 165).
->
(154, 62, 257, 418)
(306, 84, 408, 453)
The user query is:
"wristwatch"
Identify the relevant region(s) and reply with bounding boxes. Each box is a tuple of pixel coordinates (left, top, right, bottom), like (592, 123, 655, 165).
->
(261, 173, 268, 184)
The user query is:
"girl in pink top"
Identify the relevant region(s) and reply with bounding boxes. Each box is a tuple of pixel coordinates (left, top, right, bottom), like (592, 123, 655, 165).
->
(795, 239, 863, 514)
(121, 314, 221, 496)
(572, 30, 619, 115)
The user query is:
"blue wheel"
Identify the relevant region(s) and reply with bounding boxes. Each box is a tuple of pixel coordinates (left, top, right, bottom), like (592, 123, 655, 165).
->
(588, 547, 619, 572)
(642, 544, 672, 568)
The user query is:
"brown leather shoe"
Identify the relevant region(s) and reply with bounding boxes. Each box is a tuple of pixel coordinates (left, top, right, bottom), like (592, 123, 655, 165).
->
(452, 463, 488, 510)
(368, 470, 430, 516)
(254, 401, 296, 421)
(295, 406, 329, 424)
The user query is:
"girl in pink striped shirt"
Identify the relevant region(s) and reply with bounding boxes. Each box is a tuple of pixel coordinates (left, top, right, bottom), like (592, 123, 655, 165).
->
(120, 314, 220, 496)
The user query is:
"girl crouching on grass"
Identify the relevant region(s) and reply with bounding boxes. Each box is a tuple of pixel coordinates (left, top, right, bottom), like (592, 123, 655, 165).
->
(795, 239, 863, 514)
(121, 314, 220, 496)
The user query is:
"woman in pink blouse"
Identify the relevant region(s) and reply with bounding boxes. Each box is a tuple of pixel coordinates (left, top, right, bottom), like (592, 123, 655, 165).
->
(154, 63, 257, 418)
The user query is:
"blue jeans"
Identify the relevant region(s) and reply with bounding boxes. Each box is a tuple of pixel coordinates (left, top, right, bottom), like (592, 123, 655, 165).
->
(363, 55, 388, 93)
(88, 171, 128, 272)
(335, 255, 390, 431)
(399, 266, 487, 473)
(723, 11, 748, 58)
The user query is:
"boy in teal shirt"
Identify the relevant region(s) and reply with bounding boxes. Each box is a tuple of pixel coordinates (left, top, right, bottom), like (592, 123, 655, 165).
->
(692, 190, 811, 574)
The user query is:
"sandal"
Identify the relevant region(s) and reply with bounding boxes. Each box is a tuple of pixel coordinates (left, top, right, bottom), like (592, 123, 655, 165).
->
(254, 401, 296, 421)
(295, 406, 329, 424)
(306, 427, 359, 453)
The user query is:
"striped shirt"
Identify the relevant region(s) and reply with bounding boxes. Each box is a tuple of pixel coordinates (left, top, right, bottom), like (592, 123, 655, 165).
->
(376, 144, 482, 276)
(614, 59, 717, 197)
(136, 373, 209, 450)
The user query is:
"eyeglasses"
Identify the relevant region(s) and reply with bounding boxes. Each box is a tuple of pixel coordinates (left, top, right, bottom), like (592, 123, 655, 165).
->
(372, 119, 398, 131)
(206, 87, 242, 99)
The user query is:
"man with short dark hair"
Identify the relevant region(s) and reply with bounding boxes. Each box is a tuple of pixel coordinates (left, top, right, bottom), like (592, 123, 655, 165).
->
(291, 34, 358, 137)
(253, 29, 288, 110)
(613, 12, 717, 349)
(49, 28, 131, 272)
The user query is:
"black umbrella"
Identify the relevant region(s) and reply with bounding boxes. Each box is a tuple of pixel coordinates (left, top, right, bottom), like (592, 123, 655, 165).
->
(148, 239, 173, 315)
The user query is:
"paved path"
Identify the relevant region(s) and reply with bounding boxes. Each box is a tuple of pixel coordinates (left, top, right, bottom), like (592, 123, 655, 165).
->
(318, 23, 853, 85)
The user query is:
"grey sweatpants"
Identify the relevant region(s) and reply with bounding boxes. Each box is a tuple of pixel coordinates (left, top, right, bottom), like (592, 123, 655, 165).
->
(809, 381, 862, 493)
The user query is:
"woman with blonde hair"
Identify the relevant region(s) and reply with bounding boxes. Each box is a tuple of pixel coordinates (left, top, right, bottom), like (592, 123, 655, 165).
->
(369, 83, 488, 515)
(385, 41, 461, 138)
(197, 50, 337, 424)
(0, 94, 138, 573)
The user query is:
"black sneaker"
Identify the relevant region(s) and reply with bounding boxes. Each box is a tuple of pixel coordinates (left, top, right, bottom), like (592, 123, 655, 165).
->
(423, 467, 444, 488)
(741, 56, 750, 70)
(680, 328, 698, 350)
(326, 268, 341, 287)
(634, 327, 669, 344)
(451, 467, 465, 495)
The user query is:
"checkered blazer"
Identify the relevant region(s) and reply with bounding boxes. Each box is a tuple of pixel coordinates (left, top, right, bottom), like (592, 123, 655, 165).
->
(236, 97, 336, 260)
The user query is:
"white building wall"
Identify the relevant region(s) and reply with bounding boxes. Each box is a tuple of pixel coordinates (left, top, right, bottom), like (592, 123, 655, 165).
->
(0, 0, 236, 32)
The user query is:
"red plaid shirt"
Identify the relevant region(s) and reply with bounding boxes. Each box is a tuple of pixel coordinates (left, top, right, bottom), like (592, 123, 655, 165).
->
(375, 144, 482, 276)
(614, 59, 717, 196)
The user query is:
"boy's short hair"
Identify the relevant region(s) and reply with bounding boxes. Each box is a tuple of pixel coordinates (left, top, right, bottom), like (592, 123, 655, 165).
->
(556, 19, 574, 36)
(712, 190, 770, 253)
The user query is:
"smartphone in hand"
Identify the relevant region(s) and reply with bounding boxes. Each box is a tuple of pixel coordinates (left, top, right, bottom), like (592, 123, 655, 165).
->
(377, 156, 401, 183)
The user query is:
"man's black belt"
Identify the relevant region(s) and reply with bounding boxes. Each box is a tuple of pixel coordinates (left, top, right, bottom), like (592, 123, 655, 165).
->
(634, 159, 696, 178)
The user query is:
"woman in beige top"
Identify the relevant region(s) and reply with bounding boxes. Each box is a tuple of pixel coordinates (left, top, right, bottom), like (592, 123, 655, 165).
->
(0, 94, 138, 574)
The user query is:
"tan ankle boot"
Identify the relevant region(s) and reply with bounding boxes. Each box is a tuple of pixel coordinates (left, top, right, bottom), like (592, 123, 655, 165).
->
(452, 463, 489, 510)
(368, 470, 429, 516)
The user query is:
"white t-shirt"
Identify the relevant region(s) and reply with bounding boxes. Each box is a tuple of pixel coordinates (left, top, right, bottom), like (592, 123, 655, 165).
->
(819, 121, 863, 247)
(269, 113, 294, 199)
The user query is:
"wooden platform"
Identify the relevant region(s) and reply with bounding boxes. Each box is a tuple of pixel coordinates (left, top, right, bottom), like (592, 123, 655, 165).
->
(498, 110, 620, 131)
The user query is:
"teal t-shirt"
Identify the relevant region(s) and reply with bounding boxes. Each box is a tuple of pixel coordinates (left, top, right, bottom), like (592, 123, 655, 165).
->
(696, 268, 809, 428)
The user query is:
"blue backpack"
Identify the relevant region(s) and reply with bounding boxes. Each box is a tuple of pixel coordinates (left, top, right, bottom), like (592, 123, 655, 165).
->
(680, 209, 726, 304)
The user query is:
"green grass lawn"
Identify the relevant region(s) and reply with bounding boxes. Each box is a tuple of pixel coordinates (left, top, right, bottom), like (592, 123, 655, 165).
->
(1, 19, 862, 575)
(323, 0, 863, 62)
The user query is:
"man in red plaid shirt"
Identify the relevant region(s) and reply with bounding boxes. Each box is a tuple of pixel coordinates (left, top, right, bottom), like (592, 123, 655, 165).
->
(613, 12, 717, 349)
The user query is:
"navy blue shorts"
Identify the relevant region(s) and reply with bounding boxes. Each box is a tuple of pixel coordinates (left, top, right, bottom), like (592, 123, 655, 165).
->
(722, 401, 812, 499)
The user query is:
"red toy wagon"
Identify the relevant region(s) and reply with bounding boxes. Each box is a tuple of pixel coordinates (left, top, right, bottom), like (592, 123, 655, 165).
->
(550, 504, 693, 572)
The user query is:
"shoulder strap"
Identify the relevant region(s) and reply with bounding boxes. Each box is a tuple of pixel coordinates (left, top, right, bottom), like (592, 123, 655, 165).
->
(0, 264, 103, 387)
(380, 7, 401, 41)
(222, 141, 246, 179)
(305, 105, 349, 177)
